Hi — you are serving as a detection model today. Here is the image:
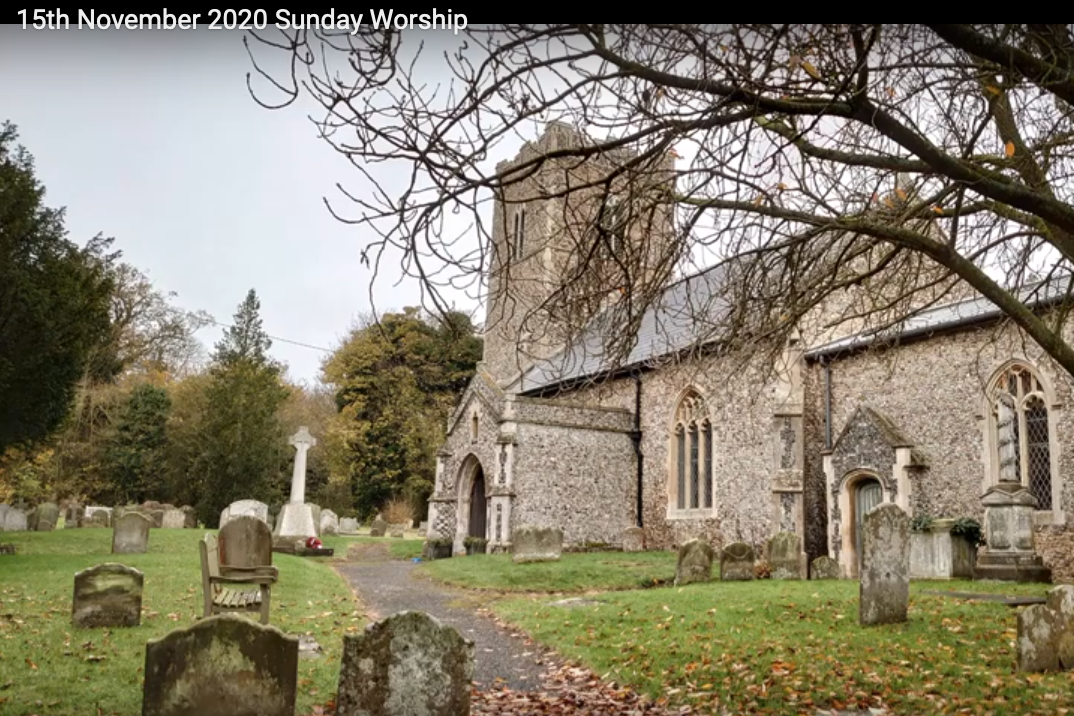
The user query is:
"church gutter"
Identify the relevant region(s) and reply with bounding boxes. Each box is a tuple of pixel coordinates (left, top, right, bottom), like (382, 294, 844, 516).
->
(632, 373, 644, 528)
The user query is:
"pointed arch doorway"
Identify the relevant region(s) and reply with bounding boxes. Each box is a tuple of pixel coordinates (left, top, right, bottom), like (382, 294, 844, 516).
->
(455, 455, 487, 553)
(469, 466, 487, 538)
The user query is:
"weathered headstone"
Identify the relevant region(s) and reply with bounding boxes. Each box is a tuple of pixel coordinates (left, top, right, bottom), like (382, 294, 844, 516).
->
(811, 555, 841, 580)
(1, 505, 27, 532)
(181, 505, 197, 529)
(674, 538, 714, 586)
(336, 611, 474, 716)
(72, 563, 143, 628)
(370, 518, 388, 537)
(161, 508, 186, 529)
(768, 532, 805, 579)
(319, 509, 339, 536)
(220, 499, 270, 529)
(1016, 585, 1074, 672)
(859, 502, 910, 626)
(419, 520, 428, 533)
(112, 512, 152, 554)
(219, 516, 273, 569)
(142, 614, 299, 716)
(511, 526, 563, 564)
(389, 523, 406, 538)
(340, 517, 359, 534)
(719, 542, 755, 581)
(146, 509, 165, 529)
(65, 503, 84, 528)
(84, 506, 113, 528)
(31, 501, 60, 531)
(621, 527, 645, 552)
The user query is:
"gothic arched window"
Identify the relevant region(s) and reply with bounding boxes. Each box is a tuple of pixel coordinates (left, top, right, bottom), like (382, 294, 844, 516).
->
(669, 390, 714, 515)
(988, 362, 1056, 512)
(598, 196, 627, 255)
(512, 208, 526, 258)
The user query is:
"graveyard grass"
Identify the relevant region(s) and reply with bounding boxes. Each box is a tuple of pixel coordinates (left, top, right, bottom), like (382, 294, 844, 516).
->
(0, 529, 362, 716)
(419, 551, 679, 592)
(493, 578, 1069, 715)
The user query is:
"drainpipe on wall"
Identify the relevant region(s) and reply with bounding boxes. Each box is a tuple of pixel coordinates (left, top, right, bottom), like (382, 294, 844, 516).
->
(823, 357, 833, 449)
(632, 373, 644, 528)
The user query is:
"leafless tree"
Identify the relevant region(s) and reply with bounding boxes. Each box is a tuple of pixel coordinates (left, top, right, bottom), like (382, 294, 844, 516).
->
(245, 24, 1074, 379)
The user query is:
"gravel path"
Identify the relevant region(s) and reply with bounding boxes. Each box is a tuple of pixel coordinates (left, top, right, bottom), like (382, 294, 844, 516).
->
(334, 542, 556, 691)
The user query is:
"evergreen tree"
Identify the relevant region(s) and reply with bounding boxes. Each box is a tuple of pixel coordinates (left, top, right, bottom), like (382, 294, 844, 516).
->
(194, 289, 289, 525)
(104, 383, 171, 504)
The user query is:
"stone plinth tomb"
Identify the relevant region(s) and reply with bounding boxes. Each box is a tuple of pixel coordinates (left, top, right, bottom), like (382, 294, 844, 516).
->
(974, 480, 1052, 583)
(910, 518, 976, 579)
(72, 563, 143, 628)
(142, 614, 299, 716)
(859, 503, 910, 626)
(675, 539, 714, 586)
(336, 611, 475, 716)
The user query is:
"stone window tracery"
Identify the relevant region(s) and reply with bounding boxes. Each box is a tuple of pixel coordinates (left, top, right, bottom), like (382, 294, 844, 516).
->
(670, 390, 713, 515)
(988, 362, 1056, 512)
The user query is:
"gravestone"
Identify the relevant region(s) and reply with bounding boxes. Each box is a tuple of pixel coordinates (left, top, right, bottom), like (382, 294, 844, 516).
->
(389, 523, 406, 538)
(219, 516, 273, 569)
(274, 427, 319, 542)
(340, 518, 359, 535)
(65, 503, 84, 528)
(146, 509, 165, 529)
(675, 539, 714, 586)
(84, 506, 113, 528)
(72, 563, 143, 628)
(1, 505, 27, 532)
(220, 499, 270, 529)
(419, 520, 428, 533)
(811, 555, 841, 579)
(161, 508, 186, 529)
(859, 503, 910, 626)
(768, 532, 805, 579)
(181, 505, 197, 528)
(309, 504, 322, 536)
(31, 502, 60, 531)
(142, 614, 299, 716)
(621, 527, 645, 552)
(320, 509, 339, 536)
(370, 518, 388, 537)
(112, 512, 152, 554)
(719, 542, 755, 581)
(1017, 584, 1074, 672)
(336, 611, 474, 716)
(511, 526, 563, 564)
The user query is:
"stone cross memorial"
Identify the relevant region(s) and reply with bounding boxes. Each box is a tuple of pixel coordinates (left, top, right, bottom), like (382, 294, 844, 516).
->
(273, 427, 318, 542)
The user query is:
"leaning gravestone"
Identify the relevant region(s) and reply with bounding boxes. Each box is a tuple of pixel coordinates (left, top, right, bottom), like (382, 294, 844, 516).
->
(2, 506, 28, 532)
(859, 502, 910, 626)
(336, 611, 474, 716)
(512, 526, 563, 564)
(720, 542, 755, 581)
(72, 563, 143, 628)
(369, 518, 388, 537)
(142, 614, 299, 716)
(675, 539, 714, 586)
(621, 527, 645, 552)
(161, 508, 186, 529)
(811, 555, 841, 580)
(768, 531, 805, 579)
(340, 518, 359, 535)
(320, 509, 339, 536)
(112, 512, 152, 554)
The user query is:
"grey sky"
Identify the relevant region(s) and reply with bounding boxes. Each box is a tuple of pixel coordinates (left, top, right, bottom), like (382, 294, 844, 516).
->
(0, 26, 487, 384)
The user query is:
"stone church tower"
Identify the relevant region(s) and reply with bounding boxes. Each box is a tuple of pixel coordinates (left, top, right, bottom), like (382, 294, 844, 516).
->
(481, 122, 680, 388)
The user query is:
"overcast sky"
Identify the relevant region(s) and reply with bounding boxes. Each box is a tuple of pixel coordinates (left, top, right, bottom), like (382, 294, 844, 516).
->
(0, 26, 491, 385)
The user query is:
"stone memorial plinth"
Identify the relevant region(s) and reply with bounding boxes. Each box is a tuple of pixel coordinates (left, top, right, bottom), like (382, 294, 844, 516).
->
(720, 542, 755, 581)
(974, 480, 1052, 583)
(112, 512, 152, 554)
(336, 611, 474, 716)
(768, 531, 806, 579)
(72, 563, 143, 628)
(910, 518, 976, 579)
(859, 503, 910, 626)
(675, 539, 714, 586)
(810, 555, 841, 580)
(142, 614, 299, 716)
(511, 526, 563, 564)
(621, 527, 645, 552)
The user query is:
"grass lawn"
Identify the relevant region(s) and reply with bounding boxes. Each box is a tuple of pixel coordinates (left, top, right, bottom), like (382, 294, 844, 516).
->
(493, 578, 1070, 715)
(0, 529, 360, 716)
(333, 535, 424, 561)
(419, 551, 678, 592)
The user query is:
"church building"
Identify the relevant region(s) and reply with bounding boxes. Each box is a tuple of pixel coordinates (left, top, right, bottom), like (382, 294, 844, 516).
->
(424, 122, 1074, 582)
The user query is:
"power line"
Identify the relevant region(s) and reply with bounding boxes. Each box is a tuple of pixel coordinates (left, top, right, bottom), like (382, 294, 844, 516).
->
(195, 316, 335, 354)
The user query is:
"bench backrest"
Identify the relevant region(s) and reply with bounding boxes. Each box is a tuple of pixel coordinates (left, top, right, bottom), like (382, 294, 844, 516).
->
(200, 533, 221, 580)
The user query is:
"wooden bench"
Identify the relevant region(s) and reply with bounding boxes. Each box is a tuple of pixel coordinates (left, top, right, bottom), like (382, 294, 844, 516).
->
(200, 533, 278, 625)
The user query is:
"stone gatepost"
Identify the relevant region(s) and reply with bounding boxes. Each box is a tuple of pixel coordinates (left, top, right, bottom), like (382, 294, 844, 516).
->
(974, 479, 1052, 583)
